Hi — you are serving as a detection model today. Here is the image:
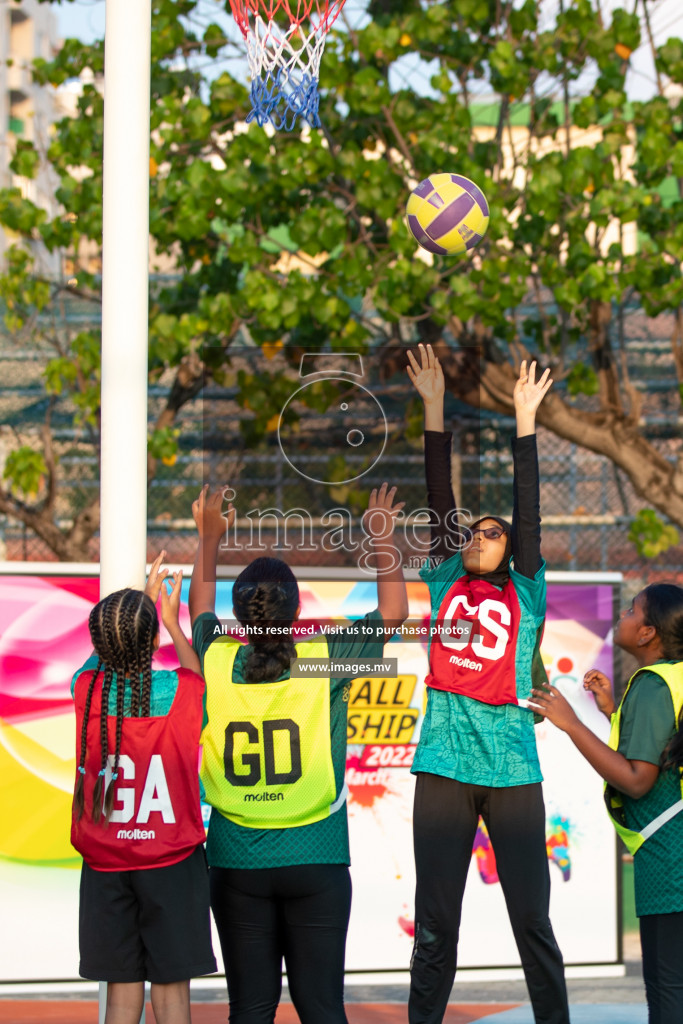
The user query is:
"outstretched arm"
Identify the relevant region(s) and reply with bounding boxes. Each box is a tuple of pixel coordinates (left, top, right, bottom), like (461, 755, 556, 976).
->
(144, 550, 170, 603)
(406, 344, 460, 563)
(530, 684, 659, 798)
(188, 485, 235, 625)
(362, 483, 408, 633)
(511, 360, 552, 579)
(145, 553, 201, 673)
(161, 571, 201, 673)
(406, 342, 445, 432)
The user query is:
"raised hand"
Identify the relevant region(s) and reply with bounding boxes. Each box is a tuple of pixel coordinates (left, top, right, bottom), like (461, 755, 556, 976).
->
(161, 568, 201, 673)
(144, 550, 170, 603)
(192, 484, 235, 544)
(161, 570, 184, 628)
(514, 360, 552, 415)
(362, 482, 405, 541)
(406, 344, 445, 405)
(583, 670, 616, 718)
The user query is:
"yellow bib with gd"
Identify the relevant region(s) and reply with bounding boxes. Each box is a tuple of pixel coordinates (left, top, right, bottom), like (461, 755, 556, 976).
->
(201, 637, 342, 829)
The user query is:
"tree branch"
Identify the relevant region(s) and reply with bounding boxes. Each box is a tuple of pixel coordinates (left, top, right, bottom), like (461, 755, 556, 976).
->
(0, 487, 95, 561)
(40, 399, 58, 513)
(147, 350, 208, 480)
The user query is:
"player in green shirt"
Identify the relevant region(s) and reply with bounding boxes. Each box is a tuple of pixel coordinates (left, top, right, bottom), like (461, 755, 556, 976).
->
(532, 582, 683, 1024)
(188, 482, 408, 1024)
(406, 345, 568, 1024)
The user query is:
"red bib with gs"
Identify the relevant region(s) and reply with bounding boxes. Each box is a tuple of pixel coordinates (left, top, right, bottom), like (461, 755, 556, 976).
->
(71, 668, 206, 871)
(426, 576, 521, 705)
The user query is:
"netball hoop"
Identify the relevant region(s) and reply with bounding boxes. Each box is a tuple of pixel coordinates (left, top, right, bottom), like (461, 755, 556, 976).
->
(229, 0, 347, 131)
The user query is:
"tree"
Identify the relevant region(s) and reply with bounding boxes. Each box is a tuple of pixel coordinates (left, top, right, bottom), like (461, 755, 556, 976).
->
(2, 0, 683, 558)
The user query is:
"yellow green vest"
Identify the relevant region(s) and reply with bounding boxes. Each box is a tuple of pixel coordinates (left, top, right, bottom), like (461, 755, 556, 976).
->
(605, 662, 683, 855)
(201, 637, 344, 829)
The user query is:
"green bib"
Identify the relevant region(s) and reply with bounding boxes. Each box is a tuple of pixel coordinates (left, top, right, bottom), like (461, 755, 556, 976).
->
(201, 637, 343, 829)
(605, 662, 683, 855)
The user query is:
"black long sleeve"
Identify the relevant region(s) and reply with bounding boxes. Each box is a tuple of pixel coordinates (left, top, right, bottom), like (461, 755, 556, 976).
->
(424, 430, 542, 576)
(424, 430, 460, 564)
(511, 434, 542, 579)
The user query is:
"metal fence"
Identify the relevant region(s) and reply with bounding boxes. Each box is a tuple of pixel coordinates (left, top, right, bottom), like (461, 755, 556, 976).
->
(1, 328, 682, 602)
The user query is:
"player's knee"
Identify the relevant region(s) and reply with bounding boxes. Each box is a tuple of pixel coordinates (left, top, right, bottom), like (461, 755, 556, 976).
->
(411, 920, 458, 969)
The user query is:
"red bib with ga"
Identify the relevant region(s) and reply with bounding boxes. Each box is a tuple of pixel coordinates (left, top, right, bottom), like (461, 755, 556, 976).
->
(71, 668, 206, 871)
(426, 576, 521, 705)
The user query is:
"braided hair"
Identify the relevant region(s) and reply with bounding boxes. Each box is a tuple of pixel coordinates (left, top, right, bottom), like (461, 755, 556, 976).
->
(640, 583, 683, 774)
(78, 588, 159, 823)
(73, 657, 101, 820)
(232, 558, 300, 683)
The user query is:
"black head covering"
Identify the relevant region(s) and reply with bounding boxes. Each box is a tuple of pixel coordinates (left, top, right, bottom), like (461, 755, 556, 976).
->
(465, 516, 512, 589)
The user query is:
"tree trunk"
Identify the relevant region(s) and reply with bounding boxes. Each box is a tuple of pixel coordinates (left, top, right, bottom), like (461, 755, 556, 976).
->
(0, 492, 100, 561)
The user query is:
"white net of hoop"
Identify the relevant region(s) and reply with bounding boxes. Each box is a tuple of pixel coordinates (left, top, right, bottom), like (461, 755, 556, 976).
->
(230, 1, 347, 131)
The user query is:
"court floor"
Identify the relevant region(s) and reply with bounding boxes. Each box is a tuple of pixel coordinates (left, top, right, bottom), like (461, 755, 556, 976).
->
(0, 1001, 648, 1023)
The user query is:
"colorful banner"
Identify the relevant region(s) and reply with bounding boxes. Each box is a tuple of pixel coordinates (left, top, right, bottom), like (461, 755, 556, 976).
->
(0, 572, 618, 980)
(343, 579, 618, 971)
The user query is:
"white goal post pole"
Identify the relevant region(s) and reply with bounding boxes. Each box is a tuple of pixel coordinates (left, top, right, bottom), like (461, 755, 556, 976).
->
(100, 0, 152, 600)
(99, 0, 152, 1019)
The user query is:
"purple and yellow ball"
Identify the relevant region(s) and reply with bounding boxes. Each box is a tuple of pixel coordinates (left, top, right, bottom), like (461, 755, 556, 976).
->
(406, 173, 489, 256)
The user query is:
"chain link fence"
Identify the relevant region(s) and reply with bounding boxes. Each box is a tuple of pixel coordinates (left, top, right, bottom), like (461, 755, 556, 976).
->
(1, 325, 682, 605)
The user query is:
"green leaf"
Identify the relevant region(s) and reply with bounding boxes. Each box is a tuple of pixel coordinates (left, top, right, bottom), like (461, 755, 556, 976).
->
(566, 362, 599, 397)
(9, 141, 40, 180)
(0, 189, 47, 233)
(628, 510, 680, 558)
(148, 427, 181, 465)
(3, 448, 48, 499)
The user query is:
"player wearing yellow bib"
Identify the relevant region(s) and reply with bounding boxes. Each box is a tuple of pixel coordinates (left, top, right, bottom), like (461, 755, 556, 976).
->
(532, 583, 683, 1024)
(189, 482, 408, 1024)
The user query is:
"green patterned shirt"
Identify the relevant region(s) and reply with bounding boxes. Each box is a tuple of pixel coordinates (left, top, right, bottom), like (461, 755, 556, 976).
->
(412, 552, 546, 787)
(613, 664, 683, 917)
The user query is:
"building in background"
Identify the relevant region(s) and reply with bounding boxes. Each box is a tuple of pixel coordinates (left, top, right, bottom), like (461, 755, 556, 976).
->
(0, 0, 60, 272)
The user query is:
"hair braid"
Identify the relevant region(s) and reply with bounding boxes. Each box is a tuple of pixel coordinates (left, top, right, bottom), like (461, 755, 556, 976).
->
(128, 592, 156, 716)
(84, 587, 159, 821)
(115, 598, 139, 715)
(129, 666, 142, 717)
(91, 663, 115, 824)
(73, 658, 102, 820)
(103, 673, 125, 822)
(113, 588, 127, 669)
(116, 600, 134, 695)
(232, 558, 299, 683)
(93, 590, 124, 824)
(119, 589, 156, 716)
(140, 662, 152, 717)
(100, 594, 120, 670)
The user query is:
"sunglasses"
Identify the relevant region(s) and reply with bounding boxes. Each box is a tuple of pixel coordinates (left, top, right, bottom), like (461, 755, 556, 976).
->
(470, 526, 506, 541)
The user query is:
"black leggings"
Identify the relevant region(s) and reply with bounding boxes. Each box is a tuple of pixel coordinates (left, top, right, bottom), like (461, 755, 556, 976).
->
(210, 862, 351, 1024)
(640, 911, 683, 1024)
(409, 773, 569, 1024)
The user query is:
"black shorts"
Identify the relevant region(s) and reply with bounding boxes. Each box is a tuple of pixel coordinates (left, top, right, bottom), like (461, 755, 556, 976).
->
(79, 845, 217, 984)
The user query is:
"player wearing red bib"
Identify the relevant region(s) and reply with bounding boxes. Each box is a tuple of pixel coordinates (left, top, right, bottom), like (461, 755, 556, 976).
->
(71, 554, 216, 1024)
(406, 346, 569, 1024)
